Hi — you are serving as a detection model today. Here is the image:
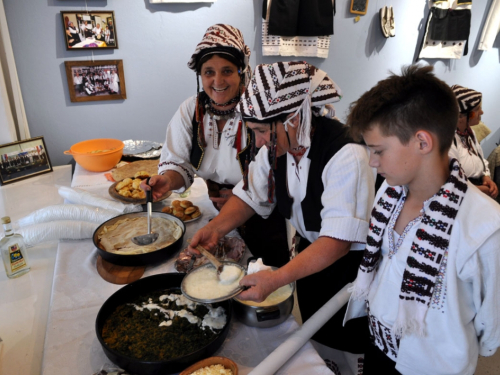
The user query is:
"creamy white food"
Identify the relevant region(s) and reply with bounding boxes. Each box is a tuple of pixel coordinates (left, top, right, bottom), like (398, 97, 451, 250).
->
(219, 265, 242, 285)
(131, 293, 226, 333)
(184, 265, 244, 300)
(97, 216, 182, 255)
(237, 284, 293, 307)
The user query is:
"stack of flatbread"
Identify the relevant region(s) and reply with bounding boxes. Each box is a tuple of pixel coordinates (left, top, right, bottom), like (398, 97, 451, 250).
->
(112, 160, 159, 182)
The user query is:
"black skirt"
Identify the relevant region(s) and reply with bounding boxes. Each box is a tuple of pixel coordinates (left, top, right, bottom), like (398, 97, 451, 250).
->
(296, 236, 370, 353)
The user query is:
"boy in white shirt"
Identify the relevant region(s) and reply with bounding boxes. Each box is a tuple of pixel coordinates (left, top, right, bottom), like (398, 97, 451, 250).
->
(345, 65, 500, 374)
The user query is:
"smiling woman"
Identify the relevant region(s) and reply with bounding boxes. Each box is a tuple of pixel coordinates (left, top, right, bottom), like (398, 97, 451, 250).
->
(141, 24, 290, 268)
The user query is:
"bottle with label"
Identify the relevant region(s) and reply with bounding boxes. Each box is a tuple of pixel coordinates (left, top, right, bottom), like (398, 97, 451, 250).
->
(1, 216, 31, 278)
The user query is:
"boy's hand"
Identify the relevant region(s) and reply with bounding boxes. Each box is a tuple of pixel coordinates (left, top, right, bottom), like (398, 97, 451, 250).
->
(482, 176, 498, 199)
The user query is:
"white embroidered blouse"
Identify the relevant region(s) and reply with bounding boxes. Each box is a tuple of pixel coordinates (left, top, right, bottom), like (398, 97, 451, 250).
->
(158, 96, 249, 193)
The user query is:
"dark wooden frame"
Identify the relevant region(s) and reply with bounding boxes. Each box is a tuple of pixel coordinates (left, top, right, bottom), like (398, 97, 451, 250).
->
(0, 136, 53, 185)
(350, 0, 369, 15)
(64, 60, 127, 103)
(61, 11, 118, 50)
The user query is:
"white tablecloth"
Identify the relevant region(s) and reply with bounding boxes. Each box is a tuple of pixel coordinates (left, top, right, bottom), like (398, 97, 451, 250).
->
(41, 164, 333, 375)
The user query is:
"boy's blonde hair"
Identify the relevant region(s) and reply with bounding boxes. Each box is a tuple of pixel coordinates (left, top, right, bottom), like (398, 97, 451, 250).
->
(346, 65, 457, 154)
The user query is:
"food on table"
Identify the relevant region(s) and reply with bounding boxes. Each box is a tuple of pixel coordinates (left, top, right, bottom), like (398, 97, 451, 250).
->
(175, 237, 246, 272)
(114, 172, 157, 200)
(236, 284, 293, 307)
(190, 364, 233, 375)
(112, 159, 159, 182)
(219, 265, 242, 285)
(162, 200, 201, 221)
(101, 290, 227, 361)
(97, 216, 182, 254)
(184, 265, 244, 300)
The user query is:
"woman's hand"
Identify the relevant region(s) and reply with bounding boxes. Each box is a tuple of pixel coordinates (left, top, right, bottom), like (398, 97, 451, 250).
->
(238, 270, 279, 302)
(209, 189, 234, 211)
(140, 174, 171, 200)
(187, 225, 223, 257)
(482, 176, 498, 199)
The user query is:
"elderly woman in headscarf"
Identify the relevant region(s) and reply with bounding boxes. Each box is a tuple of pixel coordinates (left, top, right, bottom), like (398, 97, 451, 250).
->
(449, 85, 498, 199)
(189, 61, 375, 370)
(143, 24, 289, 267)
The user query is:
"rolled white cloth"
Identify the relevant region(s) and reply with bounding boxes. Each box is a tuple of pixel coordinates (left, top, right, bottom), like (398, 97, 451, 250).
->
(58, 186, 142, 213)
(19, 221, 100, 247)
(18, 204, 119, 227)
(248, 282, 353, 375)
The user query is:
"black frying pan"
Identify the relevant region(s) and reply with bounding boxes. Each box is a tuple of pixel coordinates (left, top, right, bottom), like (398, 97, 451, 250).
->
(92, 211, 186, 266)
(95, 273, 233, 375)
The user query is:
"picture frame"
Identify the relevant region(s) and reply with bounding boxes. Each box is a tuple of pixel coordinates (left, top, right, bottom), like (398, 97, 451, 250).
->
(350, 0, 369, 15)
(64, 60, 127, 102)
(61, 11, 118, 50)
(0, 136, 53, 185)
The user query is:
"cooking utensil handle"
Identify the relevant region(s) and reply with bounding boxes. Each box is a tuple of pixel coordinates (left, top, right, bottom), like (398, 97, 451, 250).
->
(146, 177, 152, 234)
(196, 245, 223, 273)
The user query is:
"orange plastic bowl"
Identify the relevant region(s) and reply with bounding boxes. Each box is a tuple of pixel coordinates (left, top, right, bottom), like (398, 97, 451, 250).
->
(64, 138, 124, 172)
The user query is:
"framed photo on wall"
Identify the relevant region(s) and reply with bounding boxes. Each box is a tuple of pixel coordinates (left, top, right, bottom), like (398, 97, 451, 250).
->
(61, 11, 118, 50)
(0, 136, 53, 185)
(64, 60, 127, 102)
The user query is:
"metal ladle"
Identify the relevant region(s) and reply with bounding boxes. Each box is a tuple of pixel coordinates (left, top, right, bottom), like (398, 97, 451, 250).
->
(131, 178, 159, 246)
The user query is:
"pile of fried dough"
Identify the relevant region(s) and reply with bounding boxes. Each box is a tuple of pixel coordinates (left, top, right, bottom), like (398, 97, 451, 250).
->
(162, 200, 201, 221)
(115, 171, 156, 199)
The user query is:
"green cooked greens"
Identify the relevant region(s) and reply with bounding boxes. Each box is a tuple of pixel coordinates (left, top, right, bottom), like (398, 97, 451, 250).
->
(101, 289, 225, 361)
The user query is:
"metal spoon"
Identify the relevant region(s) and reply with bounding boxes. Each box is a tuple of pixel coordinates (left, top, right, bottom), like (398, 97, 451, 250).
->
(131, 178, 159, 246)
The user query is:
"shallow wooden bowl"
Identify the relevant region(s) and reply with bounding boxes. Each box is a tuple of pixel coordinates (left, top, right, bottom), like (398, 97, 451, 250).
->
(180, 356, 238, 375)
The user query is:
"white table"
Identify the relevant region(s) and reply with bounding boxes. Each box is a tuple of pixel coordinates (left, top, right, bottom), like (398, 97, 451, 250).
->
(3, 163, 333, 375)
(0, 165, 72, 375)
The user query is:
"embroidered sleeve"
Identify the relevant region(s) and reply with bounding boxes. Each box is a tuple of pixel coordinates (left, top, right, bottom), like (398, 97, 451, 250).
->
(233, 146, 276, 219)
(319, 144, 375, 244)
(158, 96, 196, 193)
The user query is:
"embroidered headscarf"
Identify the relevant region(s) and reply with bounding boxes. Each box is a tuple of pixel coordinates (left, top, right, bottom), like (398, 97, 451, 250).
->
(187, 24, 251, 152)
(451, 84, 482, 154)
(187, 24, 251, 80)
(237, 61, 342, 148)
(352, 159, 468, 338)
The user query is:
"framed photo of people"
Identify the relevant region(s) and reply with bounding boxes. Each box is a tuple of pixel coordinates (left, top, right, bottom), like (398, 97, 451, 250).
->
(61, 11, 118, 50)
(64, 60, 127, 102)
(0, 137, 53, 185)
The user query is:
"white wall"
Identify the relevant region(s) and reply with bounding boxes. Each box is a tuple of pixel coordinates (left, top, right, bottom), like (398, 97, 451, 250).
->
(3, 0, 500, 166)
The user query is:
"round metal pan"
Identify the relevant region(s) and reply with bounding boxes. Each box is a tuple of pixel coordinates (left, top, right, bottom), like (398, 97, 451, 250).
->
(181, 262, 247, 304)
(95, 273, 233, 375)
(93, 211, 186, 266)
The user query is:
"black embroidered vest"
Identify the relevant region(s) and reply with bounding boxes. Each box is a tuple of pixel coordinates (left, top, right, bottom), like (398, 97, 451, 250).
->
(189, 108, 252, 176)
(274, 116, 354, 232)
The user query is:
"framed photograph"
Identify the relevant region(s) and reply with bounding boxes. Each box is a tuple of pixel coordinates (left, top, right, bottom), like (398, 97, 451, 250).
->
(64, 60, 127, 102)
(61, 11, 118, 50)
(0, 137, 53, 185)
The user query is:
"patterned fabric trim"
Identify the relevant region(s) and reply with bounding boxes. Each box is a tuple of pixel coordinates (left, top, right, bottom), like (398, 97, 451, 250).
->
(158, 161, 194, 185)
(367, 302, 400, 362)
(353, 159, 468, 337)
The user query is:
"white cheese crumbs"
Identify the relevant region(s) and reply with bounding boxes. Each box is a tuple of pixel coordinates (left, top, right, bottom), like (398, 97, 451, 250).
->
(202, 306, 226, 330)
(189, 364, 233, 375)
(128, 293, 226, 333)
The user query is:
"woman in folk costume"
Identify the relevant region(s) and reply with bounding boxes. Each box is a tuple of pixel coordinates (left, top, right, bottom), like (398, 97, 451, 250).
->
(449, 85, 498, 199)
(143, 24, 289, 267)
(189, 61, 375, 373)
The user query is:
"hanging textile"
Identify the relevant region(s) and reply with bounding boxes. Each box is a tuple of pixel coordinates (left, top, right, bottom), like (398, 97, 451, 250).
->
(418, 0, 472, 60)
(262, 0, 335, 58)
(478, 0, 500, 51)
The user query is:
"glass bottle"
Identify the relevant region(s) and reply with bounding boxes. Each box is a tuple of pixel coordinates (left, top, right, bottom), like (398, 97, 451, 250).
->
(1, 216, 31, 278)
